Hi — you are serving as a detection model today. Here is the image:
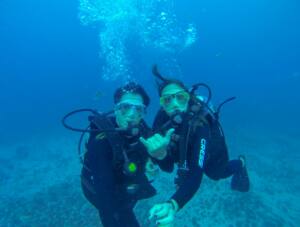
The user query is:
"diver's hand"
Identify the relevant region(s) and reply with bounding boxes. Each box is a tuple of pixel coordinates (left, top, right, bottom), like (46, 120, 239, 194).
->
(145, 158, 159, 179)
(149, 200, 178, 226)
(140, 128, 175, 160)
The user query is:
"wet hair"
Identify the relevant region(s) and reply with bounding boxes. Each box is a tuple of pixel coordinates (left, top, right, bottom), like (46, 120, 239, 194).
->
(114, 82, 150, 107)
(158, 79, 187, 96)
(152, 65, 188, 96)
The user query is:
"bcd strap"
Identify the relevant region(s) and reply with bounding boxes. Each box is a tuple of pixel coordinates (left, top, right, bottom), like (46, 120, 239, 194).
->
(178, 113, 192, 171)
(177, 102, 211, 171)
(90, 114, 126, 166)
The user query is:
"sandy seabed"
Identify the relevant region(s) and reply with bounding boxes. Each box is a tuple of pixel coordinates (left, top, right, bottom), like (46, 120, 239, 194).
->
(0, 126, 299, 227)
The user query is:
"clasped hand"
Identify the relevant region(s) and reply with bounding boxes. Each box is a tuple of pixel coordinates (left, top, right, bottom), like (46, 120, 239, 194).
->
(149, 200, 178, 227)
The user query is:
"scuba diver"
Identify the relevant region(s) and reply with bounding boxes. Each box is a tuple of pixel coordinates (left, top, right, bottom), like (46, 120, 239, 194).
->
(140, 65, 250, 226)
(62, 82, 157, 227)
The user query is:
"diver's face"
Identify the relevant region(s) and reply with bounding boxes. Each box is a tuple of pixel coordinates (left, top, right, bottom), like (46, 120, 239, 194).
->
(115, 93, 145, 129)
(160, 83, 190, 116)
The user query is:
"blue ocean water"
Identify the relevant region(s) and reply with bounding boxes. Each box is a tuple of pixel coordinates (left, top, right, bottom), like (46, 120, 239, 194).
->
(0, 0, 299, 226)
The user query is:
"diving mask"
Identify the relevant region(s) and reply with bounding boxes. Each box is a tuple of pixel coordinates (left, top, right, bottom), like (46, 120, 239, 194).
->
(160, 91, 190, 109)
(115, 102, 146, 117)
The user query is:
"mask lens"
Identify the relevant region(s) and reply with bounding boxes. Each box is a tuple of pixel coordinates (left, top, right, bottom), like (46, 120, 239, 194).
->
(176, 92, 189, 104)
(135, 105, 144, 114)
(160, 91, 189, 108)
(123, 103, 131, 113)
(117, 103, 145, 116)
(160, 95, 172, 106)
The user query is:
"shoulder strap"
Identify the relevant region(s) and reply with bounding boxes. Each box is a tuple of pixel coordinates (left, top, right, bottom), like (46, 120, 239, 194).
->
(90, 114, 126, 165)
(178, 113, 192, 170)
(177, 102, 210, 170)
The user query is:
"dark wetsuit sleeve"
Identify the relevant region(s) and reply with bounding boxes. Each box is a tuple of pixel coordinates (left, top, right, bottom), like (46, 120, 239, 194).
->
(151, 110, 175, 172)
(171, 124, 210, 209)
(86, 134, 121, 226)
(153, 154, 175, 173)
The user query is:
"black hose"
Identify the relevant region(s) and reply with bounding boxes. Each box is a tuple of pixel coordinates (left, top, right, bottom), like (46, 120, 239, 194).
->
(216, 96, 236, 116)
(62, 108, 114, 133)
(189, 83, 212, 104)
(62, 108, 98, 133)
(78, 126, 90, 164)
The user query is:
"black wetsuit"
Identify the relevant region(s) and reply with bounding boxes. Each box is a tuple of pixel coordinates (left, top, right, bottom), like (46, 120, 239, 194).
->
(153, 109, 244, 209)
(81, 116, 156, 227)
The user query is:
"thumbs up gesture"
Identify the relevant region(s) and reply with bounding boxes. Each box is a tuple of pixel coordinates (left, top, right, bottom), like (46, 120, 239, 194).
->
(140, 128, 175, 160)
